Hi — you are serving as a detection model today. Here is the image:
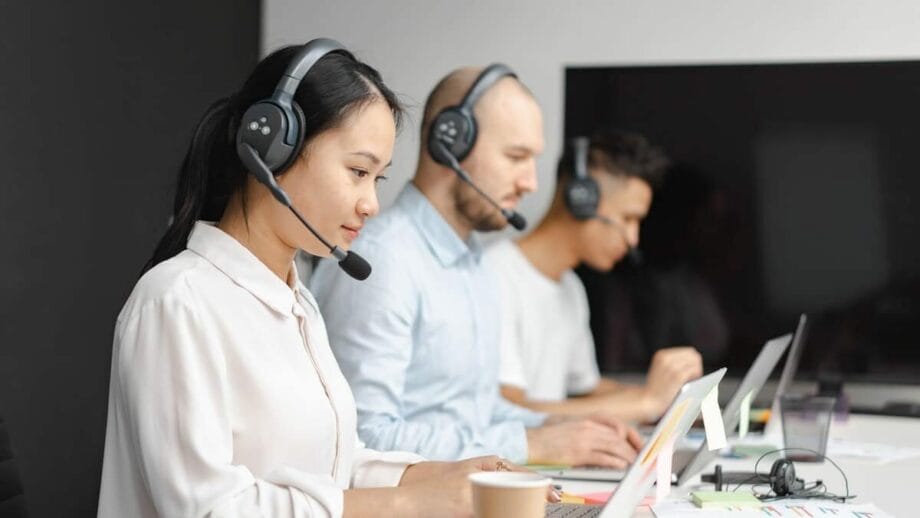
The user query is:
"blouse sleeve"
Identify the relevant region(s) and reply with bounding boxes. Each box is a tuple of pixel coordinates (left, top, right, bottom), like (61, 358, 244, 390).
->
(349, 436, 425, 489)
(108, 292, 347, 518)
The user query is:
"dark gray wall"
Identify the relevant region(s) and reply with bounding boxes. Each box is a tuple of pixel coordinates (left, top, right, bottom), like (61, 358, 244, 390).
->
(0, 2, 259, 516)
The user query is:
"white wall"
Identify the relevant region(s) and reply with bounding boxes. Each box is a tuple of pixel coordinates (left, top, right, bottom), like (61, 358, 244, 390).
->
(263, 0, 920, 225)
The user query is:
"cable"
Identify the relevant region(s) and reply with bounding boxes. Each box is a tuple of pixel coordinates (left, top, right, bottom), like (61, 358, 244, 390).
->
(731, 447, 857, 503)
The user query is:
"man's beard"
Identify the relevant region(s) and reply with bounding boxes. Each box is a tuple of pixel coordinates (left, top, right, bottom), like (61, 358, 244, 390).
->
(453, 181, 508, 232)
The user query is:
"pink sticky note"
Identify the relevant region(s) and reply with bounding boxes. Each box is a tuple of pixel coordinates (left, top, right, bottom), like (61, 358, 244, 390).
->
(655, 438, 675, 502)
(574, 491, 657, 508)
(578, 491, 613, 505)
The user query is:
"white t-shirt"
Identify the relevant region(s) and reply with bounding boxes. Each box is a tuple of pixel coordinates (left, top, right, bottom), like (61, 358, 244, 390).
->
(484, 239, 600, 402)
(98, 222, 422, 518)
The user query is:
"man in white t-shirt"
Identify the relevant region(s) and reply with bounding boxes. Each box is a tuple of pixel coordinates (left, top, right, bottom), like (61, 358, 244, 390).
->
(485, 130, 703, 422)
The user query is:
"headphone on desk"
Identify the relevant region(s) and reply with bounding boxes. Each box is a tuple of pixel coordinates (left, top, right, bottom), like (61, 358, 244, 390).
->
(767, 458, 800, 496)
(729, 449, 855, 502)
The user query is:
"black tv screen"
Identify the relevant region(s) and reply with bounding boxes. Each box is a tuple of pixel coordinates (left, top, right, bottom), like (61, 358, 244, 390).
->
(566, 61, 920, 384)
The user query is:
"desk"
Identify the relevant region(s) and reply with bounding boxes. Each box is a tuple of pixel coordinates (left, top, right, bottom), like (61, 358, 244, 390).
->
(559, 414, 920, 517)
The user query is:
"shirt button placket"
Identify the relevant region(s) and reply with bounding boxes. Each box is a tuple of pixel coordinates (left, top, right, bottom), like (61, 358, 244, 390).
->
(293, 301, 342, 479)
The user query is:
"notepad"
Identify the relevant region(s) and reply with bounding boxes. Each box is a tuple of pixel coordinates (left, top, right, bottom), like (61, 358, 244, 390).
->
(691, 490, 761, 508)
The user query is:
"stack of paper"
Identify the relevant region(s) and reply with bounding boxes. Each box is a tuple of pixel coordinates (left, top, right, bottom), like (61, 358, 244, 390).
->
(653, 497, 894, 517)
(690, 491, 761, 508)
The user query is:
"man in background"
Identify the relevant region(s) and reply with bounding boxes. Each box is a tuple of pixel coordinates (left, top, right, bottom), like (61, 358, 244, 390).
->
(311, 68, 642, 469)
(485, 130, 703, 423)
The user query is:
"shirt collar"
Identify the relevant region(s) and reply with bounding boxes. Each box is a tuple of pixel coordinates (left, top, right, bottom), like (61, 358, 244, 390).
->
(187, 221, 300, 315)
(397, 183, 483, 267)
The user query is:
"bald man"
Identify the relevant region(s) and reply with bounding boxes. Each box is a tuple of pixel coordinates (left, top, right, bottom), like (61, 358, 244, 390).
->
(311, 67, 642, 468)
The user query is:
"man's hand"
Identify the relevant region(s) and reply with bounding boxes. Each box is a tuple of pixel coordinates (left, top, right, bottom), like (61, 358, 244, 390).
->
(643, 346, 703, 419)
(526, 416, 641, 469)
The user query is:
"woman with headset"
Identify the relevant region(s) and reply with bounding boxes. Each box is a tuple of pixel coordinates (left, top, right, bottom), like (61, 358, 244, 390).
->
(97, 40, 536, 517)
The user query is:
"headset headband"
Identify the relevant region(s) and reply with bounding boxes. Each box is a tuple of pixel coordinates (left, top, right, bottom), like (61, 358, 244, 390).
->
(573, 136, 590, 180)
(458, 63, 517, 113)
(271, 38, 346, 144)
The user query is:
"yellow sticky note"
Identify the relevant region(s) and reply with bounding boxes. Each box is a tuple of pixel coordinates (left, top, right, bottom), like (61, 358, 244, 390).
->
(642, 400, 690, 465)
(701, 386, 727, 451)
(739, 390, 753, 439)
(560, 492, 585, 504)
(691, 490, 761, 507)
(655, 438, 675, 502)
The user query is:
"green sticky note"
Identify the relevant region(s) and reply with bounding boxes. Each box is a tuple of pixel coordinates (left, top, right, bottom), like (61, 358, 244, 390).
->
(739, 390, 753, 439)
(691, 490, 761, 508)
(732, 444, 778, 458)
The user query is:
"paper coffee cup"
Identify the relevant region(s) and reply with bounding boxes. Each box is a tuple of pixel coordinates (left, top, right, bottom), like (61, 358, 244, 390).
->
(469, 471, 551, 518)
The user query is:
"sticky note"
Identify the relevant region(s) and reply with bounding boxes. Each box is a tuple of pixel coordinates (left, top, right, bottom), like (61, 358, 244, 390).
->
(701, 386, 727, 450)
(578, 492, 613, 505)
(739, 390, 753, 439)
(655, 438, 675, 502)
(560, 492, 585, 504)
(641, 399, 690, 465)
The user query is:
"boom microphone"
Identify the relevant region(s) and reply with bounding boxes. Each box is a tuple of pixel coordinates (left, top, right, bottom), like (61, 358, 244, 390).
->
(238, 142, 372, 280)
(594, 214, 643, 266)
(432, 141, 527, 231)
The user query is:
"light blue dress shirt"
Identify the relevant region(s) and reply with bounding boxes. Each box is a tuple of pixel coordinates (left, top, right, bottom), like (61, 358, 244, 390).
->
(310, 183, 546, 463)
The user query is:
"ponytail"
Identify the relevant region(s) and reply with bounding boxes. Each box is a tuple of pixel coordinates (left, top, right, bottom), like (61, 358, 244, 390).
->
(142, 97, 238, 274)
(141, 43, 405, 276)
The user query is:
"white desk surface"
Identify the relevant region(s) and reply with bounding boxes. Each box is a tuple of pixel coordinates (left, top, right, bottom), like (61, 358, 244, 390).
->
(558, 414, 920, 517)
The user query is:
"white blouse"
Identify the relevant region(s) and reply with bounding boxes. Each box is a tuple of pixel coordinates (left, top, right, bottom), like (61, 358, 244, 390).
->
(97, 222, 423, 518)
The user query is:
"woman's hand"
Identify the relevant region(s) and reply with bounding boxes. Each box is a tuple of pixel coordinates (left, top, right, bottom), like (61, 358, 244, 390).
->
(397, 456, 559, 517)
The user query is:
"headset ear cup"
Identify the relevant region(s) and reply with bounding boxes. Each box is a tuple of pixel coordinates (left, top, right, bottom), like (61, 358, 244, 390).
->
(454, 112, 477, 161)
(565, 177, 600, 220)
(238, 101, 293, 171)
(769, 459, 796, 496)
(427, 108, 477, 166)
(427, 113, 452, 166)
(273, 100, 306, 174)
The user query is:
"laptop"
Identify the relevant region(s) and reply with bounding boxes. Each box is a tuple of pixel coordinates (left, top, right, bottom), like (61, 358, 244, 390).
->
(675, 329, 796, 485)
(545, 368, 727, 518)
(764, 314, 809, 439)
(540, 323, 801, 484)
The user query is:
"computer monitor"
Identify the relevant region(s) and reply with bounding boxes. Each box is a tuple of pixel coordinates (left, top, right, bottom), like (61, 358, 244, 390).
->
(569, 60, 920, 385)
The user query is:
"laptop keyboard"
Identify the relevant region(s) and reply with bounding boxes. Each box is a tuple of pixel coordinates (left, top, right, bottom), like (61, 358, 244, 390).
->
(545, 503, 603, 518)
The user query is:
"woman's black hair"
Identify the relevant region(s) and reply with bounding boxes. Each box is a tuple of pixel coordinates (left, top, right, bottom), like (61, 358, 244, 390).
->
(142, 44, 403, 274)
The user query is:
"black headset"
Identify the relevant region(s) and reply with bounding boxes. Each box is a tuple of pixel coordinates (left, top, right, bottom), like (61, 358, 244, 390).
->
(233, 38, 372, 281)
(768, 458, 800, 496)
(427, 64, 517, 167)
(566, 136, 642, 264)
(707, 459, 802, 495)
(717, 448, 855, 503)
(424, 63, 528, 231)
(564, 136, 601, 220)
(236, 38, 345, 174)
